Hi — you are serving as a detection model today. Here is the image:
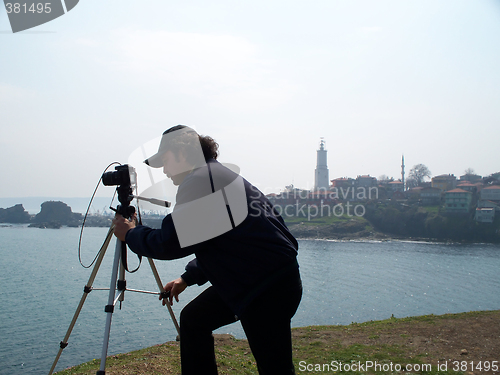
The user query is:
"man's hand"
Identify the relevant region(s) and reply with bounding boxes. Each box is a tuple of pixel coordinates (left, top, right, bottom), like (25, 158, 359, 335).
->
(160, 277, 187, 306)
(112, 214, 136, 242)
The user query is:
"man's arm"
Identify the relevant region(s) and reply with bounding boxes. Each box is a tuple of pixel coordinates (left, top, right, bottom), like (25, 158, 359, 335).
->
(181, 258, 209, 286)
(160, 258, 208, 306)
(117, 214, 195, 260)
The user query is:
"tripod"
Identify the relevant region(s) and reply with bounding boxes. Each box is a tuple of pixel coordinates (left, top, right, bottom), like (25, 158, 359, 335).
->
(48, 198, 180, 374)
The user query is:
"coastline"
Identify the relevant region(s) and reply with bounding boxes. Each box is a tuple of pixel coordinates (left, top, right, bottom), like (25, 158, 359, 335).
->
(287, 222, 500, 244)
(1, 221, 497, 245)
(288, 223, 420, 243)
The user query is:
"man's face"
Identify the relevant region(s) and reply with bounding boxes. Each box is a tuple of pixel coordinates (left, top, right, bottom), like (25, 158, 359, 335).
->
(162, 150, 191, 186)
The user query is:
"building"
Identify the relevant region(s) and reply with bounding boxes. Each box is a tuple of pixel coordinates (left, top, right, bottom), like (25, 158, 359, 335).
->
(480, 185, 500, 202)
(331, 177, 354, 189)
(456, 181, 478, 194)
(432, 174, 457, 192)
(459, 173, 482, 183)
(420, 187, 442, 205)
(381, 180, 404, 199)
(388, 180, 404, 192)
(477, 200, 500, 211)
(407, 187, 424, 200)
(445, 188, 472, 213)
(314, 138, 329, 191)
(475, 207, 495, 223)
(355, 175, 377, 188)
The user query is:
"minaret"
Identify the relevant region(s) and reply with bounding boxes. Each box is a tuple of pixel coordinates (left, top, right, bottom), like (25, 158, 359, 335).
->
(401, 154, 405, 191)
(315, 138, 329, 190)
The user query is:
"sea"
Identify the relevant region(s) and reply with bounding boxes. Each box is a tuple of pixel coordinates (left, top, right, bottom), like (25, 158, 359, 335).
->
(0, 224, 499, 374)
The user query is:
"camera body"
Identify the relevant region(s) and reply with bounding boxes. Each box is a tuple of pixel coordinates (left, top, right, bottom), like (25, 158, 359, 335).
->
(102, 165, 136, 187)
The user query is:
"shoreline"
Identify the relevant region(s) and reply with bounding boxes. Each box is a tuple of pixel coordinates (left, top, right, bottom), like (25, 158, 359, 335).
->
(287, 223, 500, 245)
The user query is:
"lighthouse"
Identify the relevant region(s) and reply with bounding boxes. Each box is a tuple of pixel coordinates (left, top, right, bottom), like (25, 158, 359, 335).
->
(315, 138, 329, 191)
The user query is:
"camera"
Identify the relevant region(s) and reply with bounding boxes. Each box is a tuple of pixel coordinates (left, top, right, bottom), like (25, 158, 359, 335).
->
(102, 165, 136, 187)
(102, 164, 137, 218)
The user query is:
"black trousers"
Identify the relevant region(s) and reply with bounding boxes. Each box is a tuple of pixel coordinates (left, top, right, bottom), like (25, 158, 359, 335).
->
(179, 266, 302, 375)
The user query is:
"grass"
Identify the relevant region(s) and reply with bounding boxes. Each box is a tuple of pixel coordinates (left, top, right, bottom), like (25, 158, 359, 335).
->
(419, 205, 441, 214)
(53, 310, 500, 375)
(283, 213, 369, 226)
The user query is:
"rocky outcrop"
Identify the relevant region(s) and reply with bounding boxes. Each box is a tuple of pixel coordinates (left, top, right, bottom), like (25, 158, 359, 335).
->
(29, 201, 83, 228)
(0, 204, 31, 223)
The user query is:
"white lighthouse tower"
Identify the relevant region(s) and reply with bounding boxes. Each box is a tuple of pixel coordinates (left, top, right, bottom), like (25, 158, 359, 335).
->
(315, 138, 329, 191)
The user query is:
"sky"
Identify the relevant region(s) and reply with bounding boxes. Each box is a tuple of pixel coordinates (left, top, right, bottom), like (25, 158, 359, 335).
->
(1, 0, 500, 201)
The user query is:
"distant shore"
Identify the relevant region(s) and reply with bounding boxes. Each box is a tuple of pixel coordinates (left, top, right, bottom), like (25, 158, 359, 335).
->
(1, 198, 498, 243)
(1, 220, 497, 245)
(286, 221, 499, 244)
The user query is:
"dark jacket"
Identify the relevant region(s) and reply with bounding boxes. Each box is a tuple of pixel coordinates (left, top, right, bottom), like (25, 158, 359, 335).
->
(125, 159, 299, 315)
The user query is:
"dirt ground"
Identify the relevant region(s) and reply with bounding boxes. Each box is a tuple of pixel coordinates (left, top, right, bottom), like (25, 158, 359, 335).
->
(288, 310, 500, 374)
(60, 310, 499, 374)
(212, 310, 500, 374)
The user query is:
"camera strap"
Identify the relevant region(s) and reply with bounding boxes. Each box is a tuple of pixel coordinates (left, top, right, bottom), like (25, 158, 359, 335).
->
(121, 237, 142, 273)
(118, 202, 142, 273)
(207, 162, 236, 229)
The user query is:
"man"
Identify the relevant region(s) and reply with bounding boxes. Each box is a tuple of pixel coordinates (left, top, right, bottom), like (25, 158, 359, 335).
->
(113, 125, 302, 374)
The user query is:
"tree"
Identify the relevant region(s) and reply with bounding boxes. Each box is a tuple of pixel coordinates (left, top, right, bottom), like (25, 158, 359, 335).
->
(464, 167, 475, 175)
(407, 164, 431, 187)
(378, 175, 393, 182)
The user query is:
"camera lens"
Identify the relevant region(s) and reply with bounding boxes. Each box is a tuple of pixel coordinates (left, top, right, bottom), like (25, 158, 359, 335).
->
(102, 171, 121, 186)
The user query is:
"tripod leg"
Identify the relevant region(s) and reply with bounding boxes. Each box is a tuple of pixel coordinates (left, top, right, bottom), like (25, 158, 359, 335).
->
(147, 258, 181, 338)
(97, 238, 123, 375)
(117, 251, 126, 309)
(48, 227, 114, 375)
